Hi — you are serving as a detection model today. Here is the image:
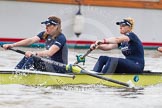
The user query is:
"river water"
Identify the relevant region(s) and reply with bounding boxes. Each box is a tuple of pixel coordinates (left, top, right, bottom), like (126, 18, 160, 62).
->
(0, 47, 162, 108)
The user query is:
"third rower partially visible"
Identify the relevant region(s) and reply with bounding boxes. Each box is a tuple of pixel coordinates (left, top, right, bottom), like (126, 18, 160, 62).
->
(157, 47, 162, 53)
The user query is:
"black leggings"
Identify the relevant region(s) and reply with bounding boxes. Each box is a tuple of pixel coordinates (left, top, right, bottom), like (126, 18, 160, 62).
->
(93, 56, 143, 74)
(15, 56, 66, 73)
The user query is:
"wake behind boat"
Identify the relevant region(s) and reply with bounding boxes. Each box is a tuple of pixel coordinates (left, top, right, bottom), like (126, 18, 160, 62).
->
(0, 68, 162, 87)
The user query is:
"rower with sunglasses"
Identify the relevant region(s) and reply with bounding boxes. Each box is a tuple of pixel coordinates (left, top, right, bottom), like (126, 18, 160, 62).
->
(90, 17, 145, 74)
(2, 16, 68, 73)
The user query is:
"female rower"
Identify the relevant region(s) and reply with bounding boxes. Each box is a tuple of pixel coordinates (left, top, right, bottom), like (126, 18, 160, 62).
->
(2, 16, 68, 73)
(157, 47, 162, 53)
(90, 17, 145, 74)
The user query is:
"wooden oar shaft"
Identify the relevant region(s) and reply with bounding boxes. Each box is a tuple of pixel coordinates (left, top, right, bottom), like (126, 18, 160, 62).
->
(81, 70, 130, 87)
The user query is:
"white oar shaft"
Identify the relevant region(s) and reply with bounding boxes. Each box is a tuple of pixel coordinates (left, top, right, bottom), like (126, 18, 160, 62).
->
(1, 69, 74, 78)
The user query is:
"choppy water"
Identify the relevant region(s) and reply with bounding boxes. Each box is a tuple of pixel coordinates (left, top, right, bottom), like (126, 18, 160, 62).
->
(0, 47, 162, 108)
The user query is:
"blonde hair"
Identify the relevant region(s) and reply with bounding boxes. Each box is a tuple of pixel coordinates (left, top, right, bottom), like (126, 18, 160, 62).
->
(124, 17, 134, 30)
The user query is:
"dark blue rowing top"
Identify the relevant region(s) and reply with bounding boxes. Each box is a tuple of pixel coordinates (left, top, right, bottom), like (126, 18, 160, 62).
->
(37, 31, 68, 64)
(118, 32, 145, 70)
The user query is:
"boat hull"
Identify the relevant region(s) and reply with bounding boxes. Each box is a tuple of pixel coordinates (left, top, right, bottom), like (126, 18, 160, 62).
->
(1, 70, 162, 87)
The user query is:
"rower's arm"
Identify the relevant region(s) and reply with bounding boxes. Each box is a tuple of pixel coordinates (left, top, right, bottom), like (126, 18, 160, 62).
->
(36, 45, 60, 57)
(13, 36, 40, 47)
(97, 35, 130, 51)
